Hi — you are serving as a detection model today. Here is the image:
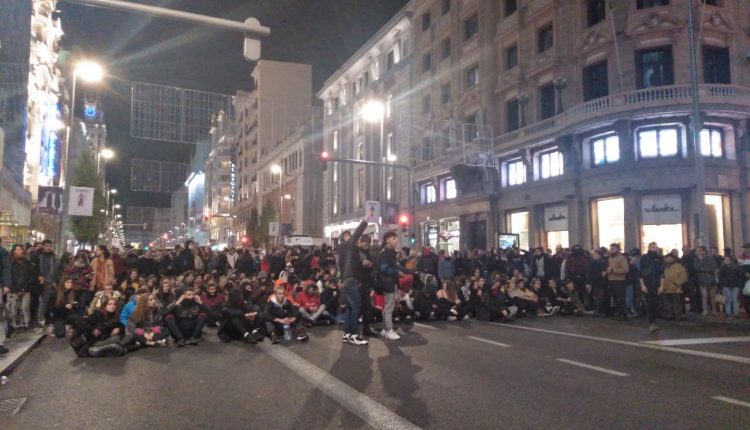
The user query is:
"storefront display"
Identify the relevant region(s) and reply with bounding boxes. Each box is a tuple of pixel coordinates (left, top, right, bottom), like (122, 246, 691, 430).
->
(641, 194, 683, 254)
(509, 211, 529, 250)
(596, 197, 624, 248)
(544, 205, 569, 249)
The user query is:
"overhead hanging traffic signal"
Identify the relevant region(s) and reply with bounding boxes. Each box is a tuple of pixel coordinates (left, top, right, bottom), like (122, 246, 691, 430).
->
(318, 151, 330, 171)
(398, 214, 409, 232)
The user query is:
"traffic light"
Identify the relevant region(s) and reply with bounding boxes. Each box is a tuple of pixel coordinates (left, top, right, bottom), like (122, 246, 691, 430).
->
(241, 235, 250, 245)
(318, 151, 330, 171)
(398, 214, 409, 232)
(409, 234, 417, 246)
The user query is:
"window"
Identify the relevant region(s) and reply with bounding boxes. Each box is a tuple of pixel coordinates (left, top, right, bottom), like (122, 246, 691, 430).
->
(422, 94, 431, 114)
(587, 0, 606, 27)
(596, 198, 624, 248)
(583, 60, 609, 101)
(357, 169, 365, 208)
(386, 94, 393, 118)
(509, 211, 529, 250)
(441, 83, 451, 105)
(387, 132, 394, 158)
(422, 13, 431, 31)
(538, 24, 553, 53)
(442, 38, 451, 59)
(703, 46, 730, 84)
(539, 83, 555, 120)
(638, 126, 680, 158)
(358, 142, 365, 160)
(387, 175, 394, 200)
(464, 14, 479, 41)
(422, 53, 432, 72)
(505, 44, 518, 70)
(442, 0, 451, 15)
(703, 0, 719, 5)
(442, 178, 457, 200)
(591, 134, 620, 166)
(637, 0, 669, 8)
(422, 137, 434, 161)
(363, 72, 370, 87)
(332, 130, 338, 151)
(505, 0, 517, 16)
(387, 50, 395, 70)
(636, 47, 674, 88)
(506, 99, 520, 131)
(422, 183, 437, 204)
(506, 159, 526, 186)
(539, 150, 564, 179)
(466, 65, 479, 88)
(700, 128, 723, 158)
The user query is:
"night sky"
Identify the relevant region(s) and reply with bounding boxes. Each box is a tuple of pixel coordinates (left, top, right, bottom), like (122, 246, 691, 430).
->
(58, 0, 408, 207)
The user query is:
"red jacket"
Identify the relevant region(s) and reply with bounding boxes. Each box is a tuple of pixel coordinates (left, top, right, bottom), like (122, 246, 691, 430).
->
(297, 291, 320, 312)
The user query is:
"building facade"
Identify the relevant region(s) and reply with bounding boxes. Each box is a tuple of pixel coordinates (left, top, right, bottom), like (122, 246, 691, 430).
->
(318, 0, 750, 253)
(233, 60, 313, 242)
(205, 111, 236, 246)
(318, 7, 414, 244)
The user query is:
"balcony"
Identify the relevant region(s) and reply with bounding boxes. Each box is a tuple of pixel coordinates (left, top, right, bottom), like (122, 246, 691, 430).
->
(495, 84, 750, 150)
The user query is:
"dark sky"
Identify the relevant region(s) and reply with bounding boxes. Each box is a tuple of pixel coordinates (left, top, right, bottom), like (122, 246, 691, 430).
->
(58, 0, 408, 207)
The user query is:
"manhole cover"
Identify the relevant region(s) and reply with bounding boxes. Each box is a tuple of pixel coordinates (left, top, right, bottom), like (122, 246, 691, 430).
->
(0, 398, 27, 416)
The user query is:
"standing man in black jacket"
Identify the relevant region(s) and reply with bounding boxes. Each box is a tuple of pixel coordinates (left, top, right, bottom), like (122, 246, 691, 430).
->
(339, 208, 373, 346)
(355, 235, 378, 337)
(378, 231, 407, 340)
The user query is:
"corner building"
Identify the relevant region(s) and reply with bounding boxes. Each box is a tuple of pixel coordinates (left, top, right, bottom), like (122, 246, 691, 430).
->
(321, 0, 750, 252)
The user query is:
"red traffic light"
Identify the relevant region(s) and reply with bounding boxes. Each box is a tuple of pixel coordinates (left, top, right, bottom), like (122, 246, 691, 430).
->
(241, 236, 249, 244)
(320, 151, 330, 160)
(398, 214, 409, 225)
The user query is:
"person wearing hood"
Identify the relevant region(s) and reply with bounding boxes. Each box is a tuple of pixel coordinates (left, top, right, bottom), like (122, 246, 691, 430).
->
(640, 242, 664, 332)
(201, 282, 225, 327)
(218, 288, 263, 344)
(263, 283, 308, 344)
(163, 287, 208, 347)
(661, 253, 688, 321)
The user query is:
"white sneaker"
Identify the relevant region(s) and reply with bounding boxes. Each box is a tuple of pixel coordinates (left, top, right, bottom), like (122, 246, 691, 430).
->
(342, 333, 351, 343)
(384, 330, 401, 340)
(348, 334, 369, 345)
(380, 329, 387, 337)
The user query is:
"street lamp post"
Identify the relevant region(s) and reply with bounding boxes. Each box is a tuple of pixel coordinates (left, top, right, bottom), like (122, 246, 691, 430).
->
(361, 100, 386, 238)
(271, 164, 282, 242)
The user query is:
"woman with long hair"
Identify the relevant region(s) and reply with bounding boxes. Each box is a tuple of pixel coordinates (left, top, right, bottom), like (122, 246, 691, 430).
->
(50, 276, 82, 337)
(436, 280, 461, 320)
(91, 245, 115, 292)
(128, 293, 168, 347)
(70, 297, 127, 357)
(120, 269, 140, 293)
(155, 278, 175, 308)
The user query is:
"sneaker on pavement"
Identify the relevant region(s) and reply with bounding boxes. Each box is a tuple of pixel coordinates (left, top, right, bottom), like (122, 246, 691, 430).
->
(342, 333, 351, 343)
(187, 337, 199, 346)
(270, 333, 280, 344)
(348, 334, 369, 345)
(379, 329, 387, 337)
(648, 324, 660, 333)
(384, 330, 401, 340)
(176, 339, 187, 347)
(296, 328, 309, 342)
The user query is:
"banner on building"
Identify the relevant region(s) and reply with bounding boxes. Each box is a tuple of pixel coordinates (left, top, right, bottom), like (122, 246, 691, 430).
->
(365, 200, 381, 224)
(37, 186, 63, 215)
(68, 187, 94, 216)
(268, 222, 279, 237)
(383, 203, 400, 225)
(544, 205, 568, 232)
(641, 195, 682, 225)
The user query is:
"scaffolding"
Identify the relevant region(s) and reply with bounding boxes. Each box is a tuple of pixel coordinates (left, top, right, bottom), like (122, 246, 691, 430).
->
(130, 81, 233, 143)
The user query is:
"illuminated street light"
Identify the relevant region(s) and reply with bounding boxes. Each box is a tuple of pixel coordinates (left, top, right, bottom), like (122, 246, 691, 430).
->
(270, 164, 282, 175)
(360, 100, 385, 124)
(75, 60, 105, 83)
(283, 194, 292, 200)
(100, 148, 115, 160)
(114, 204, 121, 209)
(387, 154, 398, 162)
(110, 189, 118, 195)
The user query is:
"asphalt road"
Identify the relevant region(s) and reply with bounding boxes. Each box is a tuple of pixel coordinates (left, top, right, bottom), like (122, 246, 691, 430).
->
(0, 316, 748, 430)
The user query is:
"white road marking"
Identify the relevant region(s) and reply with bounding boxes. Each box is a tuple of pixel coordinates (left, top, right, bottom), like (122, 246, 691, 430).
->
(641, 336, 750, 346)
(712, 396, 750, 409)
(413, 322, 436, 330)
(258, 343, 422, 430)
(556, 358, 630, 377)
(480, 321, 750, 365)
(467, 336, 511, 348)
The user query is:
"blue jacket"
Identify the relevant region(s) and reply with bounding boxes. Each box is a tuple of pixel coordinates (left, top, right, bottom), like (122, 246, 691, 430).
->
(120, 298, 137, 330)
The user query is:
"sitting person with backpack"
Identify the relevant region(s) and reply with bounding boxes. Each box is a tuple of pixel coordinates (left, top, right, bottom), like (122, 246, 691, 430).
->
(218, 288, 263, 344)
(163, 287, 208, 347)
(69, 297, 127, 357)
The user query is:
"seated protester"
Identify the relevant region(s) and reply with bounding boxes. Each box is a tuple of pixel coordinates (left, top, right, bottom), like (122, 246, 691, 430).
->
(413, 284, 438, 321)
(87, 283, 122, 315)
(456, 277, 483, 320)
(127, 293, 169, 347)
(396, 274, 415, 323)
(155, 279, 175, 308)
(508, 278, 540, 316)
(542, 279, 563, 315)
(297, 281, 336, 327)
(370, 290, 385, 320)
(436, 280, 461, 321)
(120, 287, 150, 330)
(218, 288, 263, 344)
(320, 278, 342, 323)
(556, 279, 585, 316)
(50, 276, 83, 338)
(529, 278, 552, 315)
(201, 282, 225, 327)
(145, 275, 158, 292)
(69, 297, 127, 357)
(181, 272, 195, 289)
(192, 277, 205, 296)
(263, 283, 308, 344)
(163, 288, 208, 347)
(120, 269, 140, 296)
(477, 281, 515, 322)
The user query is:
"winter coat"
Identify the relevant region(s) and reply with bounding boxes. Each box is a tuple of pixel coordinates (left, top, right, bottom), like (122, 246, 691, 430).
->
(87, 309, 124, 340)
(127, 307, 164, 334)
(119, 298, 137, 328)
(263, 295, 298, 322)
(417, 250, 439, 275)
(607, 253, 630, 282)
(693, 256, 717, 287)
(320, 287, 340, 315)
(338, 220, 368, 280)
(662, 262, 688, 294)
(377, 247, 400, 293)
(10, 258, 38, 294)
(718, 264, 743, 289)
(163, 299, 208, 321)
(297, 291, 321, 312)
(640, 251, 664, 289)
(438, 258, 455, 280)
(90, 257, 115, 290)
(64, 263, 94, 291)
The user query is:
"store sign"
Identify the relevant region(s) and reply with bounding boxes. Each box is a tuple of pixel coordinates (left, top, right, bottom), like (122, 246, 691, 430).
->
(544, 205, 568, 232)
(68, 187, 94, 216)
(641, 195, 682, 225)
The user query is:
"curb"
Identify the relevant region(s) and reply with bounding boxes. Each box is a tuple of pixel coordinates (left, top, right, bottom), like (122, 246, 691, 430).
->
(0, 333, 48, 377)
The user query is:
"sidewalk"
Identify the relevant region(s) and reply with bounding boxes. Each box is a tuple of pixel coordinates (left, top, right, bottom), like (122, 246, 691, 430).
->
(0, 330, 47, 376)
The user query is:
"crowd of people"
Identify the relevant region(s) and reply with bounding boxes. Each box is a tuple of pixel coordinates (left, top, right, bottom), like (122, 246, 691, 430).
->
(1, 221, 749, 357)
